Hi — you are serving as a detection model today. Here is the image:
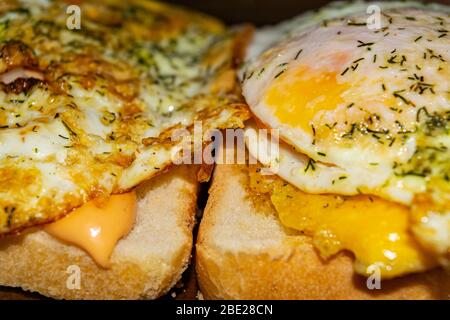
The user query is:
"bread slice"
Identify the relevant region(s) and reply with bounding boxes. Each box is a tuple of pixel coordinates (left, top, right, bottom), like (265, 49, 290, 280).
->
(196, 164, 450, 300)
(0, 165, 198, 300)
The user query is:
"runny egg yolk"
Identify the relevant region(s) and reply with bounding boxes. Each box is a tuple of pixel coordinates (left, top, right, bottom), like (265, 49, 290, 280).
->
(270, 183, 437, 278)
(264, 66, 348, 134)
(45, 192, 137, 268)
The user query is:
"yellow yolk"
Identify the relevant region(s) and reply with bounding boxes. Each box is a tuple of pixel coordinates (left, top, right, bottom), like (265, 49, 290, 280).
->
(270, 183, 437, 278)
(45, 192, 137, 268)
(264, 67, 348, 134)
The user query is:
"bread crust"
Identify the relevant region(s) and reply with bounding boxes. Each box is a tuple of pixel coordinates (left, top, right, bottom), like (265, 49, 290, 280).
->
(0, 165, 198, 300)
(196, 164, 450, 300)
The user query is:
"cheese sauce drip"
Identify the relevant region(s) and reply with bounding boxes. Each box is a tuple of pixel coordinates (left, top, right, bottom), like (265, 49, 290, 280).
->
(248, 166, 437, 279)
(45, 192, 137, 268)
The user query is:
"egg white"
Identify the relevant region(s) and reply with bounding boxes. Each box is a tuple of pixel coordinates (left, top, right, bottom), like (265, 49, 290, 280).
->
(243, 8, 450, 205)
(242, 3, 450, 266)
(0, 0, 248, 233)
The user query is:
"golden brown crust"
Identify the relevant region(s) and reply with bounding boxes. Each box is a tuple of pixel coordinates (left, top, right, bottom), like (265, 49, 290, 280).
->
(230, 24, 255, 68)
(0, 165, 198, 299)
(196, 164, 450, 300)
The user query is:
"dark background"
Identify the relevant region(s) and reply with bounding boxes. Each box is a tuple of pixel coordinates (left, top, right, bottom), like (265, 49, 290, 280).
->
(166, 0, 450, 25)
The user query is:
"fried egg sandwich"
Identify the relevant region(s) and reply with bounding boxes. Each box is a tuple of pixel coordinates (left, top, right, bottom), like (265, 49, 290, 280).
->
(0, 0, 250, 299)
(197, 1, 450, 299)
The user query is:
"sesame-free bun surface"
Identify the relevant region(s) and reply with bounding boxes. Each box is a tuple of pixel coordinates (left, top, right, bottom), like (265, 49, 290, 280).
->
(196, 164, 450, 300)
(0, 165, 198, 300)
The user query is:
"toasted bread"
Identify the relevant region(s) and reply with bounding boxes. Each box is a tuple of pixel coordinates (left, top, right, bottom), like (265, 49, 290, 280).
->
(196, 164, 450, 300)
(0, 165, 198, 300)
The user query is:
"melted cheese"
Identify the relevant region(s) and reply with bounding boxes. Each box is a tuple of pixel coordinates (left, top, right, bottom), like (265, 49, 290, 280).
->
(248, 168, 437, 279)
(45, 192, 137, 268)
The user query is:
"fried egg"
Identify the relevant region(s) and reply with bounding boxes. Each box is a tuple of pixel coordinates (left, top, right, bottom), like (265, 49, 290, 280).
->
(0, 0, 249, 234)
(245, 0, 450, 60)
(242, 3, 450, 271)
